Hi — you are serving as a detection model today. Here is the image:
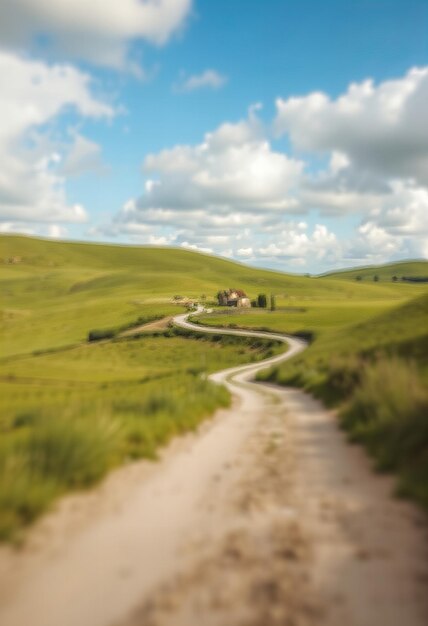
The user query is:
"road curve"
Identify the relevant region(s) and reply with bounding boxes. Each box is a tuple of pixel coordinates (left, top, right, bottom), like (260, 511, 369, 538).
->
(0, 310, 427, 626)
(174, 308, 307, 388)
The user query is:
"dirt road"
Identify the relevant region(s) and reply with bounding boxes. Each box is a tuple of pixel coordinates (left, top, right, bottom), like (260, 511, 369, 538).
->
(0, 312, 426, 626)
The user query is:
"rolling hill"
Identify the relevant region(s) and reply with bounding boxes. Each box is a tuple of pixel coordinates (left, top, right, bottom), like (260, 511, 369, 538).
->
(322, 259, 428, 282)
(1, 234, 428, 535)
(2, 234, 427, 359)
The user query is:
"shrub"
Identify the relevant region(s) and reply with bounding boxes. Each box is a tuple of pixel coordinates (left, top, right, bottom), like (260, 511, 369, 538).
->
(88, 328, 117, 342)
(257, 294, 267, 308)
(12, 409, 42, 429)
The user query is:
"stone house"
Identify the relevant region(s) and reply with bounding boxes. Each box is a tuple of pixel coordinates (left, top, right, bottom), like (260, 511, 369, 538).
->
(217, 289, 251, 308)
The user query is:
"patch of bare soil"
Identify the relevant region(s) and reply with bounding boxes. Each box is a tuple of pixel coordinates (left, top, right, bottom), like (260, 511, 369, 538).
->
(120, 316, 173, 336)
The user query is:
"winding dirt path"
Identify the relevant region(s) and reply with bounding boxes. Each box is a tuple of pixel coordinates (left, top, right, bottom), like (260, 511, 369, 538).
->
(0, 312, 427, 626)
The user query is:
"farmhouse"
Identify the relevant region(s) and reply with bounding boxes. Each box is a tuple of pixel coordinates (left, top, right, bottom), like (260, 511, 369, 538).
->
(217, 289, 251, 308)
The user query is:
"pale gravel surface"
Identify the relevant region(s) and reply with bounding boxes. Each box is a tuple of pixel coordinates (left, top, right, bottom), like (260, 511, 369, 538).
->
(0, 310, 427, 626)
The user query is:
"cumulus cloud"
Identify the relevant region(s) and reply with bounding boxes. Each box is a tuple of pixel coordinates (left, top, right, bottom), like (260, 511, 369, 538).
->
(271, 67, 428, 266)
(61, 133, 106, 177)
(0, 51, 113, 141)
(0, 220, 68, 239)
(47, 224, 68, 238)
(0, 51, 113, 226)
(256, 223, 339, 266)
(174, 69, 227, 92)
(343, 181, 428, 263)
(109, 108, 306, 261)
(136, 109, 303, 214)
(373, 181, 428, 236)
(0, 0, 192, 68)
(106, 67, 428, 271)
(180, 241, 213, 254)
(275, 66, 428, 185)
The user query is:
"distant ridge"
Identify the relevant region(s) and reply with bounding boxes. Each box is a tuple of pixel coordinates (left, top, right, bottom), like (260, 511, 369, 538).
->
(320, 259, 428, 281)
(1, 233, 427, 278)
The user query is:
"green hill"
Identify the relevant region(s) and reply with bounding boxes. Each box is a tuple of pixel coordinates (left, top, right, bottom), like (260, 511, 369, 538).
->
(1, 234, 427, 536)
(322, 259, 428, 282)
(2, 234, 427, 359)
(1, 234, 295, 540)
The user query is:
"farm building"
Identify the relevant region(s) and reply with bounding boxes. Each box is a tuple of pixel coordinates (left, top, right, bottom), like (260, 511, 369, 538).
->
(217, 289, 251, 308)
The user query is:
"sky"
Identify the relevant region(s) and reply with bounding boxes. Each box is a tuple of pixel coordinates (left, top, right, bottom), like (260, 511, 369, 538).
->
(0, 0, 427, 273)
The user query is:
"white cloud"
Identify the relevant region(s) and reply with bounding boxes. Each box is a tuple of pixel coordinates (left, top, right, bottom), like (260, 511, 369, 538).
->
(343, 181, 428, 262)
(373, 181, 428, 236)
(174, 69, 227, 92)
(105, 67, 428, 271)
(61, 133, 105, 177)
(0, 222, 36, 236)
(47, 224, 68, 238)
(0, 52, 113, 142)
(237, 247, 254, 258)
(275, 66, 428, 185)
(138, 109, 303, 213)
(180, 241, 213, 254)
(0, 0, 192, 68)
(0, 220, 68, 239)
(110, 108, 305, 258)
(257, 223, 339, 266)
(0, 51, 113, 226)
(271, 67, 428, 267)
(148, 234, 172, 245)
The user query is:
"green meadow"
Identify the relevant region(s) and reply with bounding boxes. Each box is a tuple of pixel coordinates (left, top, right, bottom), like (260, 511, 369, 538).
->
(0, 328, 283, 541)
(4, 236, 424, 359)
(0, 235, 287, 540)
(1, 234, 427, 537)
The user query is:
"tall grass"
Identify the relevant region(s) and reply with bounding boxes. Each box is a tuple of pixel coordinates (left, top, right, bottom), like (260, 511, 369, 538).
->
(0, 458, 57, 541)
(24, 413, 119, 487)
(0, 410, 120, 541)
(0, 372, 230, 541)
(341, 358, 428, 508)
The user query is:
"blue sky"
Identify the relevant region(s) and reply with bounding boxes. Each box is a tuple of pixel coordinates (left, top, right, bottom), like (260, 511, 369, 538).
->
(0, 0, 427, 272)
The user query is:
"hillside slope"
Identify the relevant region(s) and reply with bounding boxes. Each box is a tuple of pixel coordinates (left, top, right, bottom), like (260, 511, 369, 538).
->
(3, 234, 425, 358)
(322, 259, 428, 281)
(260, 292, 428, 509)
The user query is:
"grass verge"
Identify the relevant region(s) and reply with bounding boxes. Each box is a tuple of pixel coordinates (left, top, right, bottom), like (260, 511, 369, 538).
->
(257, 292, 428, 511)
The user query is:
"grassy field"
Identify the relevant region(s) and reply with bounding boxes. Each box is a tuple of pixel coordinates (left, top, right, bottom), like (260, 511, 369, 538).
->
(3, 234, 425, 359)
(1, 234, 427, 535)
(0, 329, 282, 541)
(192, 298, 412, 338)
(0, 235, 296, 540)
